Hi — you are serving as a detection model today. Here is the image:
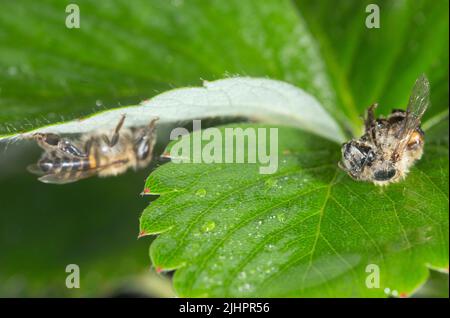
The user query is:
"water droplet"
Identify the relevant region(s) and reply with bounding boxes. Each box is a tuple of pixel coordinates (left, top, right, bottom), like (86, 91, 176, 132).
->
(95, 99, 103, 107)
(266, 244, 275, 250)
(238, 283, 253, 293)
(202, 221, 216, 233)
(196, 188, 207, 197)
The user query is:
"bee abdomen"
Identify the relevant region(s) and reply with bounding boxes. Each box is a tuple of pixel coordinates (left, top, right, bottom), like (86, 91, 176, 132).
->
(39, 157, 90, 173)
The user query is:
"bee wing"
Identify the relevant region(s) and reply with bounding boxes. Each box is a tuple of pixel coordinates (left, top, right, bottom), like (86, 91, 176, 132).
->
(32, 159, 129, 184)
(37, 169, 101, 184)
(403, 74, 430, 134)
(392, 74, 430, 161)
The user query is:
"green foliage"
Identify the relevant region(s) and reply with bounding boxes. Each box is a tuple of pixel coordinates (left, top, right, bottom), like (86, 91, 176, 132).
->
(0, 0, 448, 297)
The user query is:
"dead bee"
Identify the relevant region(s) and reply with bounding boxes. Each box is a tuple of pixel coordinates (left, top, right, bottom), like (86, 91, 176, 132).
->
(339, 74, 429, 186)
(28, 115, 158, 184)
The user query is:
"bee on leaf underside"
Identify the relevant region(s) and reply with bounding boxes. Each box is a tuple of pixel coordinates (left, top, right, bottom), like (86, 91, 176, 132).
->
(28, 115, 158, 184)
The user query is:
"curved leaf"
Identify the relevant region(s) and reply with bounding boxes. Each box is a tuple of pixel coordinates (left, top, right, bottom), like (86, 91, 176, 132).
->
(0, 77, 344, 143)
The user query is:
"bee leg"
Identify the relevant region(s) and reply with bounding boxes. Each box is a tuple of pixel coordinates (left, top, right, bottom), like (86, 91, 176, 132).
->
(147, 117, 159, 135)
(143, 116, 159, 146)
(133, 117, 159, 163)
(32, 133, 86, 158)
(84, 137, 94, 155)
(103, 114, 126, 147)
(365, 103, 377, 131)
(365, 103, 378, 144)
(131, 116, 159, 149)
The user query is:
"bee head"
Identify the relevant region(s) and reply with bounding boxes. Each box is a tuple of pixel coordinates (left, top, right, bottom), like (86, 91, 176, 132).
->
(134, 133, 155, 168)
(340, 141, 376, 178)
(133, 118, 158, 169)
(373, 168, 396, 181)
(136, 135, 150, 157)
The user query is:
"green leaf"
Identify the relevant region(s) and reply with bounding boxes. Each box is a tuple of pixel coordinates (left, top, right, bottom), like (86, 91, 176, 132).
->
(0, 0, 337, 138)
(140, 123, 448, 297)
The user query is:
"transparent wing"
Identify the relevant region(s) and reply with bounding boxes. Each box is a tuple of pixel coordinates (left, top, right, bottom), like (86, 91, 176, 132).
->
(28, 162, 100, 184)
(392, 74, 430, 161)
(403, 74, 430, 135)
(37, 170, 99, 184)
(30, 159, 129, 184)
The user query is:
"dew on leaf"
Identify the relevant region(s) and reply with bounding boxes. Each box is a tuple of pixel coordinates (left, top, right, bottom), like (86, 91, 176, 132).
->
(195, 188, 207, 197)
(265, 243, 276, 251)
(202, 221, 216, 233)
(238, 283, 254, 293)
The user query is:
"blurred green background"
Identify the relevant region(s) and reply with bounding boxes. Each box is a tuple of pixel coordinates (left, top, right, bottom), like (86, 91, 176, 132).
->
(0, 0, 448, 297)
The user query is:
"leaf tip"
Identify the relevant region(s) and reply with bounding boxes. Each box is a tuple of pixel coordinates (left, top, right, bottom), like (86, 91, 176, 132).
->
(161, 151, 171, 159)
(137, 229, 149, 239)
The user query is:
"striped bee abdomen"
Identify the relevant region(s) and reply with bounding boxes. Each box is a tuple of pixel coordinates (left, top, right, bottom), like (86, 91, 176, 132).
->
(39, 156, 90, 174)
